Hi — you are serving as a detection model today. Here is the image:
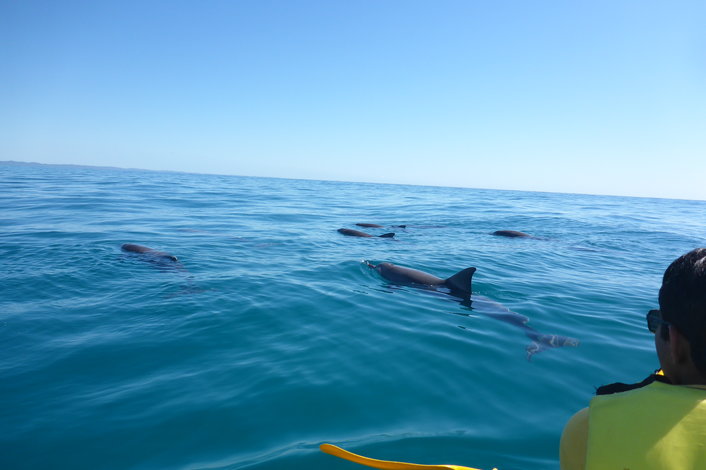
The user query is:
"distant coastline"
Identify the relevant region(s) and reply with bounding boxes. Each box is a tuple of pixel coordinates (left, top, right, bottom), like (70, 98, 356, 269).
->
(1, 160, 156, 173)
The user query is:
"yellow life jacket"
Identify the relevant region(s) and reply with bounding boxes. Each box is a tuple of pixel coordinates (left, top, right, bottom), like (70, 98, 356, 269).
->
(586, 380, 706, 470)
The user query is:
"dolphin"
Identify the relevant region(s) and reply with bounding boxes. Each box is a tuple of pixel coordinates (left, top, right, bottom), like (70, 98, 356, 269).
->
(121, 243, 204, 295)
(356, 223, 384, 228)
(338, 229, 395, 238)
(492, 230, 533, 238)
(366, 261, 578, 359)
(121, 243, 179, 262)
(356, 223, 407, 229)
(365, 262, 476, 300)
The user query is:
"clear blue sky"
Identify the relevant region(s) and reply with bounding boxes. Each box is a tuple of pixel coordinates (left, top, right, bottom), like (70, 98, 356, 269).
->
(2, 1, 705, 200)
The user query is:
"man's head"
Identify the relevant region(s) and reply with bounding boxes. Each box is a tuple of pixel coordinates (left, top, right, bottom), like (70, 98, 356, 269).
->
(658, 248, 706, 378)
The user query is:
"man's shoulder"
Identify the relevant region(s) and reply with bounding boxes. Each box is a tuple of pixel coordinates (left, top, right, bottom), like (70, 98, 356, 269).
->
(560, 407, 589, 470)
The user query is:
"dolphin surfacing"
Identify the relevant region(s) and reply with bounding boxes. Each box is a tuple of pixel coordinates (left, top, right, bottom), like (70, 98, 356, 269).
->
(338, 229, 395, 238)
(121, 243, 178, 262)
(366, 262, 476, 300)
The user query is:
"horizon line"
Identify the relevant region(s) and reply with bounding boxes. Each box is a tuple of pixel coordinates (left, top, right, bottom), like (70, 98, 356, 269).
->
(2, 159, 703, 203)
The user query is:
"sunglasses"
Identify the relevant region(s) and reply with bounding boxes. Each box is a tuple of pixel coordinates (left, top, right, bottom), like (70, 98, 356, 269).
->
(647, 309, 671, 333)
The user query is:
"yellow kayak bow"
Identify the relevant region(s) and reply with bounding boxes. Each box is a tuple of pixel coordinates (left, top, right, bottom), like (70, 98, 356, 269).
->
(320, 443, 497, 470)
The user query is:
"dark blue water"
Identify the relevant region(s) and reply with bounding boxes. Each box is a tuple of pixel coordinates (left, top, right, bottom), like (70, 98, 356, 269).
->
(2, 162, 705, 470)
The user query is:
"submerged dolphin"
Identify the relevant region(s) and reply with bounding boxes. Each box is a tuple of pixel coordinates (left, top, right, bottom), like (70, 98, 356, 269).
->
(469, 295, 579, 359)
(366, 261, 578, 359)
(338, 229, 395, 238)
(121, 243, 178, 261)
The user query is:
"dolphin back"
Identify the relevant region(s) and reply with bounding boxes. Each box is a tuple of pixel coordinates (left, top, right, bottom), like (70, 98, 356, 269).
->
(443, 267, 476, 300)
(338, 228, 371, 237)
(492, 230, 532, 238)
(370, 262, 444, 285)
(122, 243, 152, 254)
(356, 223, 384, 228)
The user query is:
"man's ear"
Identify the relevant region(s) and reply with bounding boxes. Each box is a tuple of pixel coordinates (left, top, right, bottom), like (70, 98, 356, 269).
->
(669, 326, 692, 364)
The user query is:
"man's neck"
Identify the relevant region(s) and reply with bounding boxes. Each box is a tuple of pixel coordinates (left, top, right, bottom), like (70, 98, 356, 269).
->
(668, 367, 706, 386)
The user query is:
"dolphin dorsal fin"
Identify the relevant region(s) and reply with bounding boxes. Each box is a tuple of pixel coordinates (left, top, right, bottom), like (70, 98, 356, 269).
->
(378, 233, 395, 238)
(444, 267, 476, 300)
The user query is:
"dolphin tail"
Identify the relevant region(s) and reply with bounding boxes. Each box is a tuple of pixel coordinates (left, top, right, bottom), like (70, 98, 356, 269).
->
(444, 267, 476, 301)
(378, 233, 395, 238)
(525, 331, 580, 360)
(526, 341, 544, 361)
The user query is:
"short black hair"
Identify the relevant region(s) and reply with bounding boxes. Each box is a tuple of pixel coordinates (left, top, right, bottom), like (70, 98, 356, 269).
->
(658, 248, 706, 374)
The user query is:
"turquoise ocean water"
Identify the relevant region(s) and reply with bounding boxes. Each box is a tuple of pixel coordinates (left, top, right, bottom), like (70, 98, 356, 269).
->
(2, 162, 705, 470)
